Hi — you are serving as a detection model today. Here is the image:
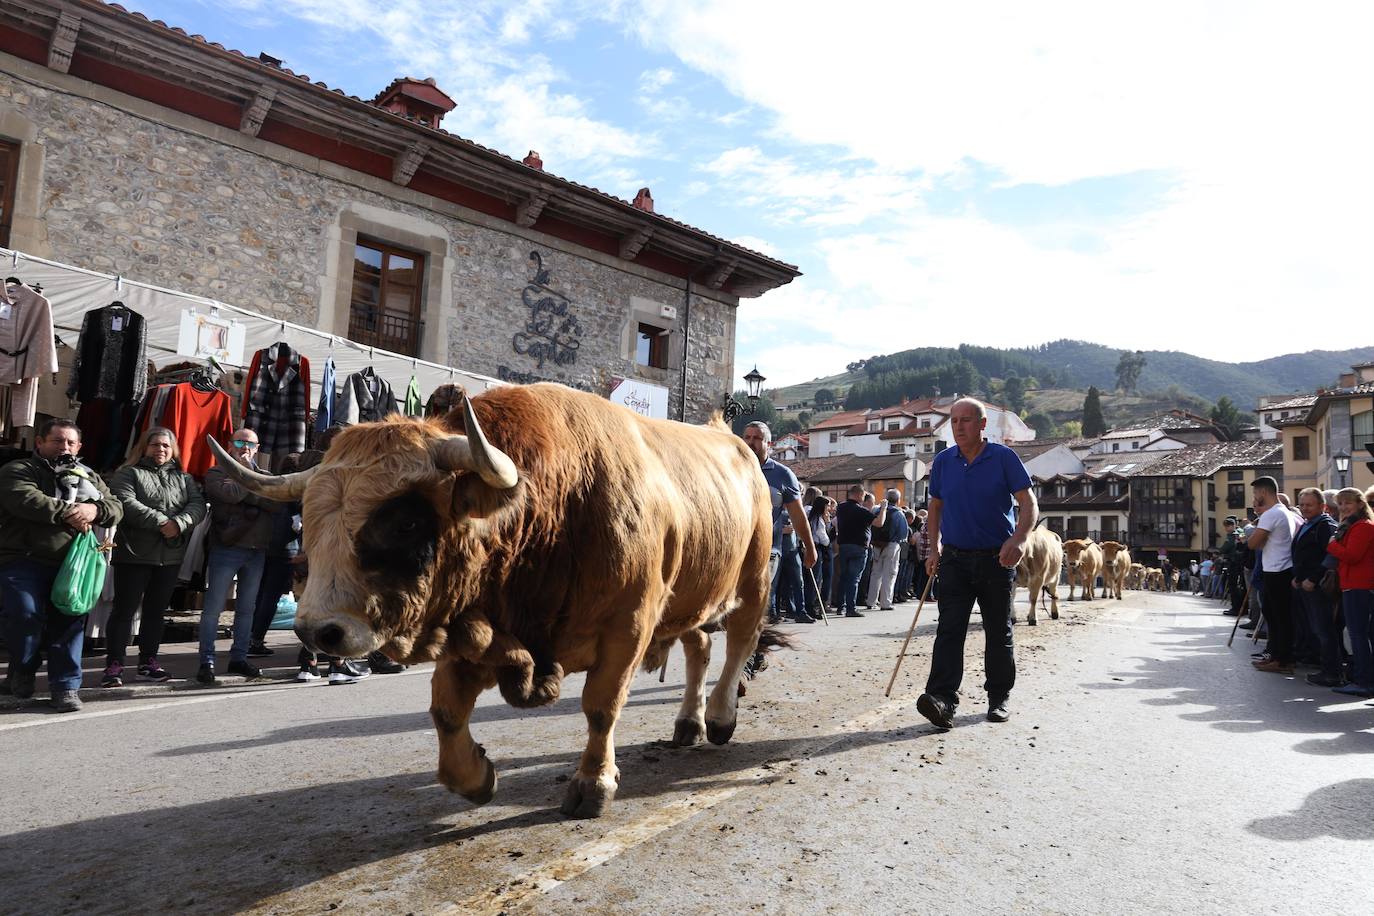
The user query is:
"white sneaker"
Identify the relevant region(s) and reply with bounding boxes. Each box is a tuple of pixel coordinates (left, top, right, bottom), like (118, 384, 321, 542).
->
(296, 667, 321, 683)
(328, 659, 371, 685)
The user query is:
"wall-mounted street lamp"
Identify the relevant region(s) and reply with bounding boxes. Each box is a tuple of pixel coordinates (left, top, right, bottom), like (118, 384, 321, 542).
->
(723, 365, 767, 422)
(1334, 450, 1351, 488)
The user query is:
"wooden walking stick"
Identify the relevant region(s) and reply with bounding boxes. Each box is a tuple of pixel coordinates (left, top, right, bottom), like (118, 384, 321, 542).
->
(1226, 590, 1251, 647)
(810, 570, 830, 627)
(885, 569, 935, 697)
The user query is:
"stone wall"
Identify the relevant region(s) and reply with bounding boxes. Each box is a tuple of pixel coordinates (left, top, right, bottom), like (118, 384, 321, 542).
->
(0, 62, 739, 423)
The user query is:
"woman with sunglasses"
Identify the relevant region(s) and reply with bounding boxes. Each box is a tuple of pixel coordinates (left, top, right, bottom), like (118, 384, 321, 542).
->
(103, 426, 207, 686)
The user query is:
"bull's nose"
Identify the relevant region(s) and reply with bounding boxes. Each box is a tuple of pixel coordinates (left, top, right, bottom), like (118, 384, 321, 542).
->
(315, 623, 347, 655)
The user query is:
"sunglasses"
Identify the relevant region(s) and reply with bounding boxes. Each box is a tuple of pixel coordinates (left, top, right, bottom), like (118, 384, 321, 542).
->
(231, 439, 259, 449)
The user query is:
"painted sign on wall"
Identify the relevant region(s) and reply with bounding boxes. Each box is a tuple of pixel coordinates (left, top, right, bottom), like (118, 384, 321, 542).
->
(609, 376, 669, 419)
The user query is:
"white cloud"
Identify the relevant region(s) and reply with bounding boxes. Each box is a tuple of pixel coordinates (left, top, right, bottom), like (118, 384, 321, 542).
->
(638, 67, 675, 93)
(627, 0, 1374, 366)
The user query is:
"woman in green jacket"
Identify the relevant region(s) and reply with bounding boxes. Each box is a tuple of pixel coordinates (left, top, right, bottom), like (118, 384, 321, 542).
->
(102, 427, 207, 686)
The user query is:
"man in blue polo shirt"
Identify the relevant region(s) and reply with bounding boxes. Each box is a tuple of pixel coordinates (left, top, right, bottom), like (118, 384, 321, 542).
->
(916, 398, 1036, 728)
(742, 422, 817, 625)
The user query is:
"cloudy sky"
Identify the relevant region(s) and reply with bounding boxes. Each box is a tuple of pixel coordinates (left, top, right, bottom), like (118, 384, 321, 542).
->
(130, 1, 1374, 387)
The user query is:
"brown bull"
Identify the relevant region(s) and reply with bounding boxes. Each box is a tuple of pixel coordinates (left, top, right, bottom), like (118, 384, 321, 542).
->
(1062, 538, 1104, 600)
(1127, 563, 1146, 590)
(208, 383, 774, 819)
(1098, 541, 1131, 600)
(1014, 527, 1062, 625)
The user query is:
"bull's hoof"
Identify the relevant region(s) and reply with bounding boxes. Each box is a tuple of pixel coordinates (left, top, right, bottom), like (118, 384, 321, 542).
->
(705, 718, 737, 745)
(1027, 618, 1037, 626)
(1051, 610, 1060, 619)
(737, 679, 747, 698)
(443, 756, 498, 806)
(559, 773, 618, 819)
(672, 718, 706, 747)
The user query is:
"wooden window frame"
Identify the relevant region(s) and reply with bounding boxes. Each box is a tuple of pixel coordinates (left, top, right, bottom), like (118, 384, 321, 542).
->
(0, 138, 19, 249)
(636, 322, 669, 370)
(349, 238, 425, 357)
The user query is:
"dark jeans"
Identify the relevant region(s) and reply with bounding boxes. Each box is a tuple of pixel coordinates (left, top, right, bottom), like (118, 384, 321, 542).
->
(925, 551, 1016, 708)
(774, 546, 804, 618)
(107, 562, 183, 665)
(0, 559, 86, 691)
(252, 556, 296, 644)
(837, 544, 868, 613)
(1344, 588, 1374, 688)
(1295, 586, 1341, 679)
(1260, 569, 1295, 664)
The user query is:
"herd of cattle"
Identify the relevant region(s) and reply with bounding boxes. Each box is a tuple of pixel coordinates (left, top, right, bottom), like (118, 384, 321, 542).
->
(1013, 526, 1178, 625)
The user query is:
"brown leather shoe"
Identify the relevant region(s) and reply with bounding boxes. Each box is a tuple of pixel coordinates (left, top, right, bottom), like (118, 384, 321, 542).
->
(1254, 659, 1294, 674)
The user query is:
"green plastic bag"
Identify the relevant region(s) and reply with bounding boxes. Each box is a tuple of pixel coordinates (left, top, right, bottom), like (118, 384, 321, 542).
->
(51, 530, 108, 616)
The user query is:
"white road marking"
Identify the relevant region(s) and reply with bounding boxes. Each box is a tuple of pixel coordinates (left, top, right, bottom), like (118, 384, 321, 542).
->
(0, 667, 429, 732)
(442, 695, 916, 916)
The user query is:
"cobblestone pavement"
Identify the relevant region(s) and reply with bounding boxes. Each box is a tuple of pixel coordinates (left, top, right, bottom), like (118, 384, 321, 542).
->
(3, 590, 1370, 914)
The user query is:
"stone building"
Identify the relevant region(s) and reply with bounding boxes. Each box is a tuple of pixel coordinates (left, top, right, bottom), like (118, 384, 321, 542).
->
(0, 0, 798, 422)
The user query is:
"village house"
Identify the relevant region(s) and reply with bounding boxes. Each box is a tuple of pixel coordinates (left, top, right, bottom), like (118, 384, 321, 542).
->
(807, 396, 1033, 460)
(770, 432, 808, 460)
(1033, 471, 1133, 545)
(1127, 440, 1283, 564)
(1258, 394, 1318, 440)
(1081, 411, 1223, 470)
(0, 0, 798, 425)
(1273, 363, 1374, 494)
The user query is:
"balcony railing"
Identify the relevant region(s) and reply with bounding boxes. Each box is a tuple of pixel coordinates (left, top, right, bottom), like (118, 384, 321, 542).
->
(347, 306, 423, 358)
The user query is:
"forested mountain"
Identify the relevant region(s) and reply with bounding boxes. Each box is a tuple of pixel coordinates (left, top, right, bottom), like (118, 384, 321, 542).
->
(788, 341, 1374, 412)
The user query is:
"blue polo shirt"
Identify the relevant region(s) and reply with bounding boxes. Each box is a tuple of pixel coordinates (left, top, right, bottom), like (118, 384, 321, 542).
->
(759, 458, 801, 551)
(929, 441, 1032, 550)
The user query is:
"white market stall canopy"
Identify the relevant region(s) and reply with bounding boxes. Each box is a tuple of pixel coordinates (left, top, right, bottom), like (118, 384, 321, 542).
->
(2, 246, 501, 403)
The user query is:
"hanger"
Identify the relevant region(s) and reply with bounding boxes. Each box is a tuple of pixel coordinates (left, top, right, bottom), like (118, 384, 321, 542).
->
(108, 300, 128, 310)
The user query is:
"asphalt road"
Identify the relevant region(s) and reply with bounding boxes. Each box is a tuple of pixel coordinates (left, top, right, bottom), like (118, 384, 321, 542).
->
(2, 590, 1371, 915)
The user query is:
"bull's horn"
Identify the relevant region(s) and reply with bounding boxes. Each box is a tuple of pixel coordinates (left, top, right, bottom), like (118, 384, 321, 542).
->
(431, 395, 519, 490)
(205, 436, 319, 500)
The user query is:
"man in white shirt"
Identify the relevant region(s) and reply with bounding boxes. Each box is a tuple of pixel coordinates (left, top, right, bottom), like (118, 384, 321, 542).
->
(1246, 475, 1300, 673)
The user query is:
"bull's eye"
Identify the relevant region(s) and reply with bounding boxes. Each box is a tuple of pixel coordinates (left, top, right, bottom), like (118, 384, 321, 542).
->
(356, 491, 440, 582)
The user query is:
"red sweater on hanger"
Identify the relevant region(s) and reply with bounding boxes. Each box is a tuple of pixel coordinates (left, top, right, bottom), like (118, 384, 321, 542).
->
(162, 383, 235, 479)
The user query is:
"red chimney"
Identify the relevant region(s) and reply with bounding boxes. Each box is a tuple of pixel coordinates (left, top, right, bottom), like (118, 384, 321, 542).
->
(632, 187, 654, 213)
(373, 77, 456, 129)
(522, 150, 544, 170)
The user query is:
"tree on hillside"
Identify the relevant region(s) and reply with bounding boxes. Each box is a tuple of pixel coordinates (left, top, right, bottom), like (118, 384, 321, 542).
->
(1003, 374, 1026, 413)
(1209, 397, 1245, 441)
(797, 410, 813, 430)
(814, 388, 836, 407)
(1082, 386, 1106, 437)
(1060, 420, 1083, 438)
(773, 417, 801, 437)
(1115, 350, 1147, 394)
(1025, 411, 1056, 439)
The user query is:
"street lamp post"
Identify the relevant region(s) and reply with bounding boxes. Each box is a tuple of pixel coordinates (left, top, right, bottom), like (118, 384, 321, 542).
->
(1334, 450, 1351, 488)
(722, 366, 767, 423)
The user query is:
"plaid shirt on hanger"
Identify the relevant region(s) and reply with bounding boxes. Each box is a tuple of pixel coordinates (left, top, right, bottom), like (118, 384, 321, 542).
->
(243, 343, 310, 456)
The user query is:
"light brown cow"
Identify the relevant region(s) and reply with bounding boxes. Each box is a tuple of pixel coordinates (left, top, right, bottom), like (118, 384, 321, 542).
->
(209, 383, 775, 819)
(1015, 527, 1062, 625)
(1098, 541, 1131, 600)
(1062, 539, 1104, 600)
(1127, 563, 1146, 590)
(1144, 568, 1164, 590)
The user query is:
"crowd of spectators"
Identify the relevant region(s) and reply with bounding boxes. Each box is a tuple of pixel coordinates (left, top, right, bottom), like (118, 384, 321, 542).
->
(1204, 476, 1374, 697)
(770, 482, 930, 624)
(0, 417, 401, 713)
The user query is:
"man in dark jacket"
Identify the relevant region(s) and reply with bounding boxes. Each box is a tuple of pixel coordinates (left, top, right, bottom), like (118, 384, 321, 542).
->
(198, 427, 273, 685)
(1291, 487, 1341, 686)
(0, 419, 123, 711)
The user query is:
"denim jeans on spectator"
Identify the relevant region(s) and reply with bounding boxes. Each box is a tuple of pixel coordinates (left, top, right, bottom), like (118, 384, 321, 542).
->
(251, 556, 296, 645)
(776, 543, 805, 618)
(837, 544, 868, 613)
(925, 551, 1016, 709)
(0, 560, 87, 691)
(1343, 588, 1374, 688)
(199, 546, 267, 667)
(766, 548, 781, 618)
(1295, 586, 1342, 680)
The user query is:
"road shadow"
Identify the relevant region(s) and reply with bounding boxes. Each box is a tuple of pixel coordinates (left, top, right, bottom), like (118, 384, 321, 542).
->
(1247, 778, 1374, 841)
(1080, 620, 1374, 756)
(4, 714, 940, 915)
